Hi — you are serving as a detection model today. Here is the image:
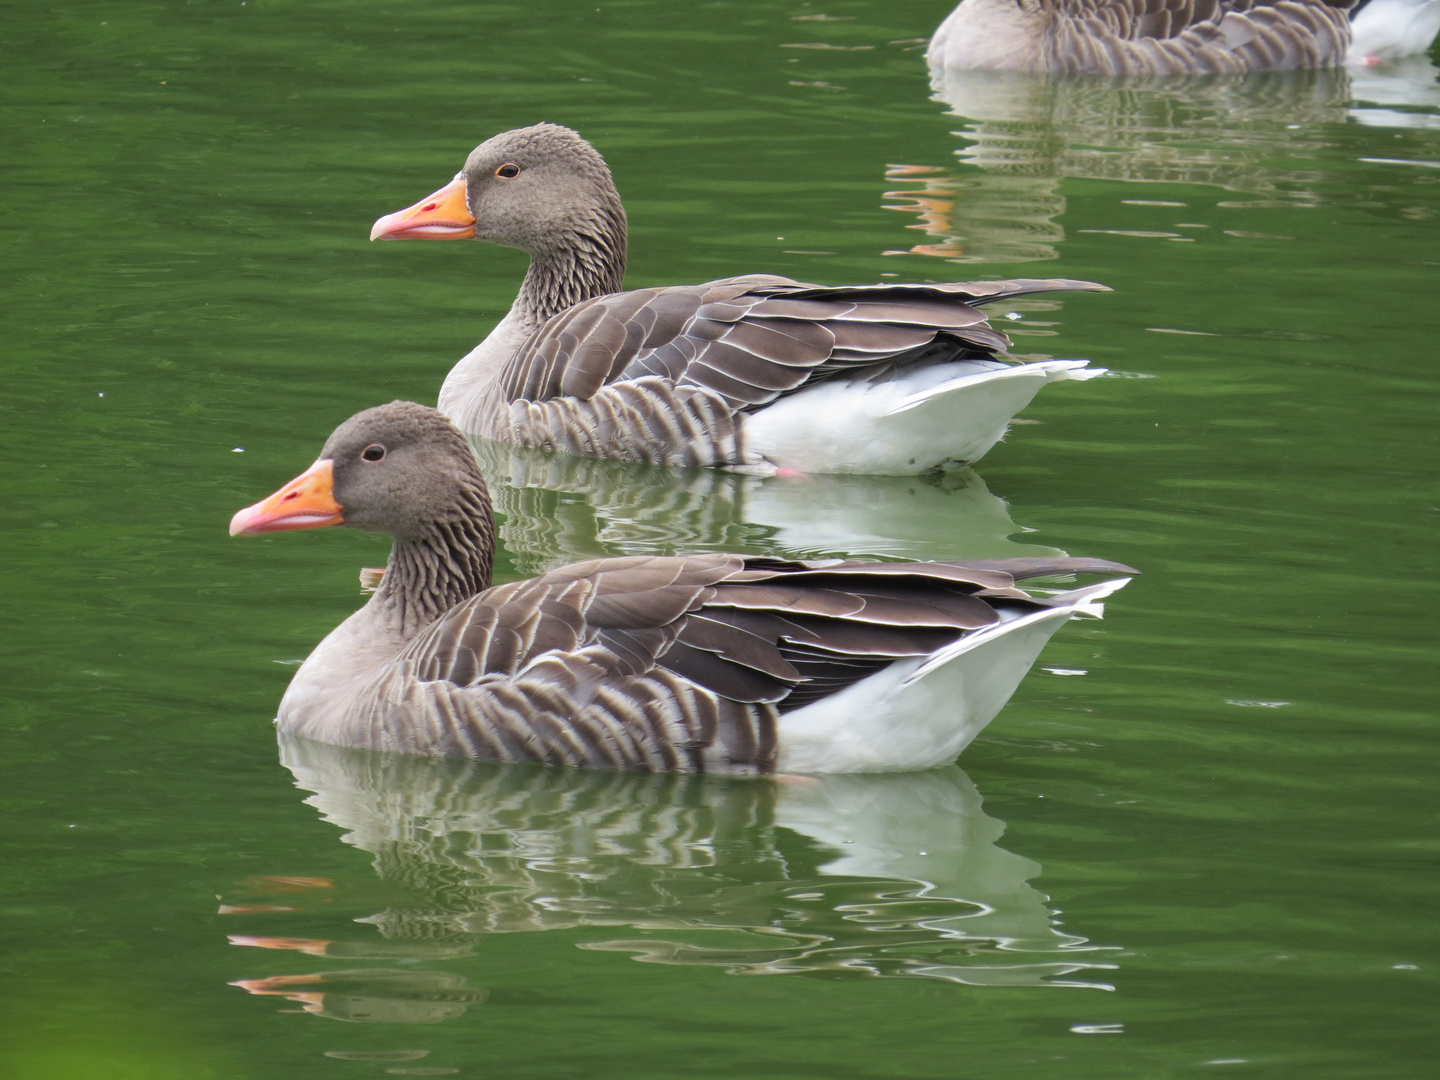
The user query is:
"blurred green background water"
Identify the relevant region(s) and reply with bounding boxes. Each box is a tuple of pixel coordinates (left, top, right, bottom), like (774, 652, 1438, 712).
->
(2, 1, 1437, 1077)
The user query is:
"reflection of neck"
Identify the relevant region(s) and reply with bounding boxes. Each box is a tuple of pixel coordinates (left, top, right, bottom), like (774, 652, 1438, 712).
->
(372, 484, 495, 639)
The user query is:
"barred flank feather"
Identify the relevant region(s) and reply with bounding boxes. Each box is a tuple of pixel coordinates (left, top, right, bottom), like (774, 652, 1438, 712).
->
(929, 0, 1359, 75)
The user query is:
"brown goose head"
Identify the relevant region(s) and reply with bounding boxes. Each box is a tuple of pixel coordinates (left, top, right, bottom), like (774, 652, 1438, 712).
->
(370, 123, 626, 260)
(230, 401, 492, 549)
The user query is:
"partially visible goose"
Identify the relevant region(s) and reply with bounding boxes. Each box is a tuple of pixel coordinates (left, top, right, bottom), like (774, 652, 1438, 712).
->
(231, 402, 1136, 773)
(369, 124, 1110, 475)
(927, 0, 1440, 75)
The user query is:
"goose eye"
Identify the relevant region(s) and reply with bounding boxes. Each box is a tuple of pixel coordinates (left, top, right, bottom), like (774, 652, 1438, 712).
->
(361, 444, 386, 462)
(495, 163, 520, 179)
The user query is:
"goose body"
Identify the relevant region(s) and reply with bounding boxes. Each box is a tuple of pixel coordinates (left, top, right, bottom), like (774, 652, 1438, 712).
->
(370, 125, 1109, 475)
(927, 0, 1440, 76)
(231, 402, 1136, 774)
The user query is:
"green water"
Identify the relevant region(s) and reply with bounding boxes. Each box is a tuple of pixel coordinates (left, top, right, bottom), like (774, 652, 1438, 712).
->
(3, 1, 1437, 1076)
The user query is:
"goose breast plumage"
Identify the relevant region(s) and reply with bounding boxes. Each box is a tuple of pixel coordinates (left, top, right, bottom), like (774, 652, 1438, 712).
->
(370, 125, 1111, 475)
(927, 0, 1440, 75)
(231, 402, 1137, 774)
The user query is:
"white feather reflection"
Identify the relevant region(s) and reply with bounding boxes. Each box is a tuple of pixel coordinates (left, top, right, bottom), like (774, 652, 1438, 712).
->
(1350, 55, 1440, 128)
(470, 438, 1064, 577)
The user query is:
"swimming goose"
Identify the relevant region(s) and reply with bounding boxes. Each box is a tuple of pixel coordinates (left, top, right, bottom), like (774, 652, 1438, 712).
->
(927, 0, 1440, 75)
(369, 124, 1110, 475)
(231, 402, 1136, 773)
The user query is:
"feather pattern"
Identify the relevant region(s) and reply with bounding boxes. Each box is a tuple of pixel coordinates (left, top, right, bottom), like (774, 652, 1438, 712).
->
(455, 275, 1109, 470)
(926, 0, 1392, 75)
(372, 126, 1110, 474)
(303, 550, 1136, 773)
(248, 403, 1138, 774)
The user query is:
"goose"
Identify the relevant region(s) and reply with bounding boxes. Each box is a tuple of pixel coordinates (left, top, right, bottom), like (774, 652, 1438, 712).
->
(926, 0, 1440, 76)
(230, 401, 1137, 773)
(368, 124, 1110, 475)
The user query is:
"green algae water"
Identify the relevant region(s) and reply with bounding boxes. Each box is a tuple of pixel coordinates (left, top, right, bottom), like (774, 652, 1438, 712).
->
(2, 2, 1437, 1077)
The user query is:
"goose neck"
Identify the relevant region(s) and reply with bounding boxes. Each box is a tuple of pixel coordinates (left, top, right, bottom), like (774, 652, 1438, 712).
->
(371, 486, 496, 638)
(515, 203, 628, 326)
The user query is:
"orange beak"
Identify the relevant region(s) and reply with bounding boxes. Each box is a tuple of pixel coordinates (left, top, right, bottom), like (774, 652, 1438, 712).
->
(230, 460, 344, 536)
(370, 174, 475, 240)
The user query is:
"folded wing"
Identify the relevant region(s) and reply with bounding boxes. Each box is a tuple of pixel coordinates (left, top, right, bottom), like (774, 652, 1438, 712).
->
(497, 276, 1111, 411)
(361, 554, 1136, 772)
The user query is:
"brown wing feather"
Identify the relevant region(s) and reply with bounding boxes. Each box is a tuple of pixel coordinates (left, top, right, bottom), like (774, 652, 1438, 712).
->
(659, 560, 1058, 712)
(1047, 0, 1354, 74)
(495, 275, 1109, 412)
(405, 554, 739, 684)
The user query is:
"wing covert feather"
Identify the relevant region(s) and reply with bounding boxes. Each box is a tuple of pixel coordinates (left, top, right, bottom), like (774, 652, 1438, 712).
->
(365, 555, 1135, 771)
(492, 276, 1109, 415)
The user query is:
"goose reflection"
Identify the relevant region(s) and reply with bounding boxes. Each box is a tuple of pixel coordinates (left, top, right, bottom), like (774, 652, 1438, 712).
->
(225, 734, 1116, 1022)
(229, 968, 486, 1024)
(887, 58, 1440, 263)
(468, 438, 1064, 577)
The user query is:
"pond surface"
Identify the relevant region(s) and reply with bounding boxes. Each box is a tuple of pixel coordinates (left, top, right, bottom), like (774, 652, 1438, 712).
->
(2, 2, 1437, 1078)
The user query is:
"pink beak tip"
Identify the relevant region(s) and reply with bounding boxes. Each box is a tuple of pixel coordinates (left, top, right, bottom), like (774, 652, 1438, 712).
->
(369, 213, 397, 241)
(229, 505, 261, 537)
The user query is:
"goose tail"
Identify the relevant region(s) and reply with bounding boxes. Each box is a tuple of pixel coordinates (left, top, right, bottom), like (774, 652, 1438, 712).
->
(773, 576, 1131, 773)
(1348, 0, 1440, 62)
(906, 576, 1131, 685)
(744, 359, 1105, 475)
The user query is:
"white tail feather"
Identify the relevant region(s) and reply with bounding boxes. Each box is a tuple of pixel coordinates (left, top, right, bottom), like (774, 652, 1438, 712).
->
(1348, 0, 1440, 61)
(743, 359, 1104, 474)
(907, 576, 1130, 683)
(889, 359, 1103, 414)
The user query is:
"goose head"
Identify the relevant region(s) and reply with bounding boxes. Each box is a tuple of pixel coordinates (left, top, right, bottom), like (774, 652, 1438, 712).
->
(230, 401, 489, 546)
(370, 123, 626, 260)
